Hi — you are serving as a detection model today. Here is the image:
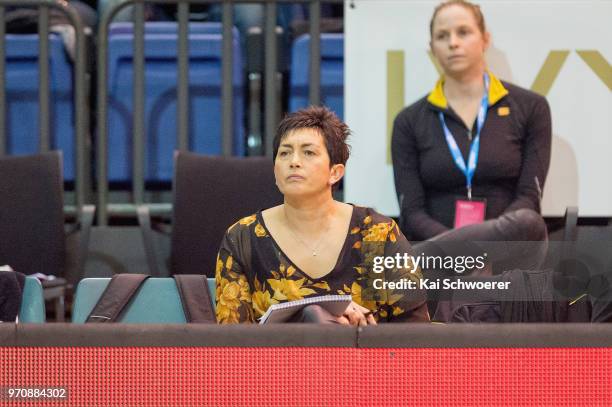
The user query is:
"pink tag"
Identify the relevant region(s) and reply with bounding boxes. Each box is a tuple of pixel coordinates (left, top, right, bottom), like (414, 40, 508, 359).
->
(454, 199, 486, 228)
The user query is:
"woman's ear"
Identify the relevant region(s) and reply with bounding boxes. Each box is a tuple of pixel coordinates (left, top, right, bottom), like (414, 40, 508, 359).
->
(483, 31, 491, 52)
(329, 164, 345, 186)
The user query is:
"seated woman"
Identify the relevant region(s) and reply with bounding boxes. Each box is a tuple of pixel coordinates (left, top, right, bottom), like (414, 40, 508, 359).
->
(391, 0, 551, 272)
(216, 106, 429, 325)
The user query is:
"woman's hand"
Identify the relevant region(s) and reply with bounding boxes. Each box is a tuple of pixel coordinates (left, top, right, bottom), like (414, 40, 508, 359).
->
(336, 301, 377, 326)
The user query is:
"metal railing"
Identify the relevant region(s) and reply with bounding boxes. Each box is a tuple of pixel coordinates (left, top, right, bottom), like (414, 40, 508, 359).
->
(0, 0, 89, 210)
(96, 0, 342, 225)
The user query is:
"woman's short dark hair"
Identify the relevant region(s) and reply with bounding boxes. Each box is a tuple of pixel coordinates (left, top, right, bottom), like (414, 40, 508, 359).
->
(273, 106, 351, 167)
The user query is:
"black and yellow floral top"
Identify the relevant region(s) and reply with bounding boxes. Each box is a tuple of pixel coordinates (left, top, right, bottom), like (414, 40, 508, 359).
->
(215, 205, 429, 324)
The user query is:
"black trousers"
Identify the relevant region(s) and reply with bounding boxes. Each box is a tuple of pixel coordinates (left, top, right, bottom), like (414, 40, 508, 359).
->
(413, 208, 548, 274)
(412, 209, 548, 314)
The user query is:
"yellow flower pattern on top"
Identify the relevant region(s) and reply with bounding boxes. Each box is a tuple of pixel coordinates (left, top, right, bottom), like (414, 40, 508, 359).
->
(254, 223, 267, 237)
(252, 290, 277, 318)
(239, 215, 257, 226)
(268, 278, 317, 301)
(362, 221, 393, 242)
(216, 277, 245, 324)
(215, 207, 429, 324)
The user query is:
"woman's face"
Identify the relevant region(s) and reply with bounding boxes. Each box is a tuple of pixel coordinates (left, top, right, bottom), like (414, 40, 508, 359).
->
(274, 128, 344, 198)
(430, 4, 489, 77)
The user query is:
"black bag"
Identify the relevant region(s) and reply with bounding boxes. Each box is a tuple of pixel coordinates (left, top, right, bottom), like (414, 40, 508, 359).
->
(433, 269, 591, 323)
(0, 270, 26, 322)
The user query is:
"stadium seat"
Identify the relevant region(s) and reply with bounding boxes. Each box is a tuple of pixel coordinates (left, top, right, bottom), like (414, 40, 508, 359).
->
(71, 277, 217, 323)
(18, 276, 46, 323)
(167, 151, 283, 276)
(4, 34, 75, 181)
(106, 27, 244, 183)
(0, 152, 94, 303)
(136, 151, 283, 277)
(207, 277, 216, 305)
(108, 21, 227, 36)
(289, 33, 344, 119)
(0, 152, 65, 281)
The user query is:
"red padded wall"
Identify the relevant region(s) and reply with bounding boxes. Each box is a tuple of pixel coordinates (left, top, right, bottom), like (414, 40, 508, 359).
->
(2, 347, 611, 406)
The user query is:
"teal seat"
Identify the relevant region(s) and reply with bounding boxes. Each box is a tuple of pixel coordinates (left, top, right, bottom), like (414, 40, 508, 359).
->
(207, 278, 216, 306)
(72, 277, 216, 323)
(18, 277, 46, 323)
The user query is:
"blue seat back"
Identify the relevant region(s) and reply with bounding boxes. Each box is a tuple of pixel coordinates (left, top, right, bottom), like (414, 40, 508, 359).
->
(289, 33, 344, 119)
(106, 29, 244, 183)
(72, 277, 216, 323)
(18, 276, 45, 323)
(109, 21, 226, 36)
(5, 34, 75, 181)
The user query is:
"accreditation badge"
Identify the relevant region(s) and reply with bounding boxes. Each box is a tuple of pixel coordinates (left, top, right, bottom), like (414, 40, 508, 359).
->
(453, 197, 486, 228)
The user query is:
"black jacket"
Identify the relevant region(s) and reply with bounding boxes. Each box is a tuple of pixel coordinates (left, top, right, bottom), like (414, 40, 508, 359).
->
(391, 72, 551, 240)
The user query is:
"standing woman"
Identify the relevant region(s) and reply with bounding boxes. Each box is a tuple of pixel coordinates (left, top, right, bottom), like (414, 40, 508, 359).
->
(391, 0, 551, 270)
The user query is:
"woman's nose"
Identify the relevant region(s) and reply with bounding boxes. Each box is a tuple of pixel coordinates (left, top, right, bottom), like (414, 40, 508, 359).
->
(289, 152, 301, 167)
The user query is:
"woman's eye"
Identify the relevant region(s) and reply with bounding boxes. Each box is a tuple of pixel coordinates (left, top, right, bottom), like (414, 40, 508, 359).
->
(278, 151, 288, 157)
(436, 32, 447, 40)
(304, 150, 315, 156)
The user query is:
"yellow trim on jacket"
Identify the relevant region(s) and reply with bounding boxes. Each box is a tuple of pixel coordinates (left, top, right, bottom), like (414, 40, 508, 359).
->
(427, 70, 509, 109)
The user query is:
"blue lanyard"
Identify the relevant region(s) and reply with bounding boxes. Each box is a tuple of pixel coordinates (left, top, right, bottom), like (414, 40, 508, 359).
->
(438, 73, 490, 200)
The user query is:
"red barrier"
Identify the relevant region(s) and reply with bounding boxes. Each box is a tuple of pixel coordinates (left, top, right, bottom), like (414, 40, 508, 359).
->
(2, 347, 611, 406)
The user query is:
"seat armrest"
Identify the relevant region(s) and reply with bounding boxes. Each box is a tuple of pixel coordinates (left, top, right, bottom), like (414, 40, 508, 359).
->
(563, 206, 578, 242)
(77, 205, 95, 277)
(137, 205, 161, 277)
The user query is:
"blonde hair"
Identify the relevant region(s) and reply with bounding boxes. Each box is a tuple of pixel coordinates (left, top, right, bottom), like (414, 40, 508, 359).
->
(430, 0, 486, 37)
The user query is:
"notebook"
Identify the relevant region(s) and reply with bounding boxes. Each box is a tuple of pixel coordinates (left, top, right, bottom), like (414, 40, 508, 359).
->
(258, 295, 353, 324)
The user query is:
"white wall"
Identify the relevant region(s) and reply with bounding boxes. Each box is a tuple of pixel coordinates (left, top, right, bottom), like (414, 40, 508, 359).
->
(344, 0, 612, 217)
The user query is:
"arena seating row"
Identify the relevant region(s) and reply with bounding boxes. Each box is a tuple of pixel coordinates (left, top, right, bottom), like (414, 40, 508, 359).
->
(4, 34, 76, 179)
(1, 150, 282, 321)
(19, 276, 216, 323)
(3, 150, 583, 323)
(106, 22, 244, 182)
(289, 32, 343, 120)
(3, 24, 344, 183)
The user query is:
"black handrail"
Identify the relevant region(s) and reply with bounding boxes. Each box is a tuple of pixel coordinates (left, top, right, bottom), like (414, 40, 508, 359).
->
(96, 0, 342, 225)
